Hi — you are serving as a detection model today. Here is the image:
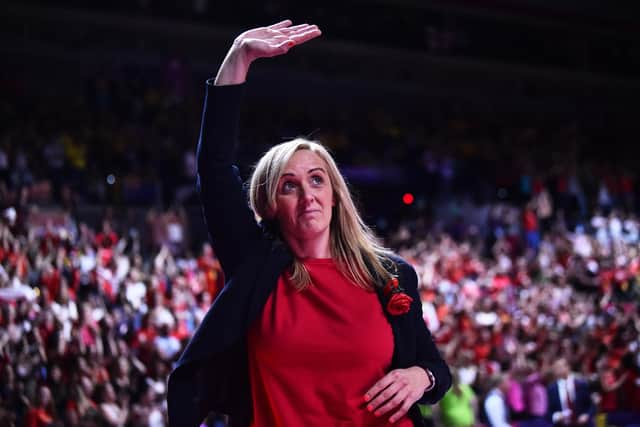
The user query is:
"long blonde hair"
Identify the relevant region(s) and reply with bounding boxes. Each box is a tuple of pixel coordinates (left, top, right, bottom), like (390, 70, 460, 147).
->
(249, 138, 393, 290)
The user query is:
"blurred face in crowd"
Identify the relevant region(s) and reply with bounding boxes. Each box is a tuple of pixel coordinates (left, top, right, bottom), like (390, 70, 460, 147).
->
(50, 365, 62, 383)
(37, 385, 52, 407)
(553, 358, 570, 379)
(58, 282, 70, 303)
(117, 357, 130, 376)
(274, 150, 334, 245)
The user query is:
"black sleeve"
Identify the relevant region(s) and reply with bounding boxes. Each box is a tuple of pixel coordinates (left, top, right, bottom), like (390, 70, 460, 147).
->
(403, 263, 452, 404)
(196, 80, 263, 279)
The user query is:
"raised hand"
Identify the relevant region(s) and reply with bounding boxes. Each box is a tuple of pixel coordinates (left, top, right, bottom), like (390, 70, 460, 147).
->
(237, 20, 321, 61)
(214, 20, 321, 85)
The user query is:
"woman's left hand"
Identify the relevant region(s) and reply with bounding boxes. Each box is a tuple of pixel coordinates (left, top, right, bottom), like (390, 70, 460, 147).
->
(364, 366, 432, 423)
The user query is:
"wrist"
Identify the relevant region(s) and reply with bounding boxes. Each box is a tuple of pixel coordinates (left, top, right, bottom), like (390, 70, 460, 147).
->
(423, 368, 436, 392)
(214, 45, 252, 86)
(410, 366, 435, 393)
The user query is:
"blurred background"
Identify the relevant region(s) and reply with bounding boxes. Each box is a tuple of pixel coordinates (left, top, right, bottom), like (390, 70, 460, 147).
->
(1, 1, 639, 426)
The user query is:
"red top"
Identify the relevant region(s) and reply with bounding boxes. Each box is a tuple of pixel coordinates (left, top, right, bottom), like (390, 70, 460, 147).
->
(248, 258, 413, 427)
(599, 370, 618, 412)
(25, 408, 53, 427)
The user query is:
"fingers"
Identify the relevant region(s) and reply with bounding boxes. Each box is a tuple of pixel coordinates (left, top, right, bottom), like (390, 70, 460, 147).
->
(388, 395, 415, 423)
(364, 371, 397, 403)
(366, 381, 403, 413)
(272, 38, 296, 48)
(280, 24, 319, 35)
(269, 27, 321, 54)
(268, 20, 292, 30)
(279, 23, 313, 32)
(371, 386, 410, 418)
(288, 28, 322, 44)
(277, 25, 321, 45)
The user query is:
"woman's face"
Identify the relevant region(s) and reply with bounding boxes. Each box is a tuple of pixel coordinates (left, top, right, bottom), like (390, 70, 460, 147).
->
(274, 150, 334, 243)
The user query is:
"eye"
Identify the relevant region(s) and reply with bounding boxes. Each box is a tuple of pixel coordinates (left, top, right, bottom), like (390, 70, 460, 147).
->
(310, 175, 324, 186)
(281, 181, 297, 194)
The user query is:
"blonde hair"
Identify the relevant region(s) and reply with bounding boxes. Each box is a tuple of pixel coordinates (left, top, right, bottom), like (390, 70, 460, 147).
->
(249, 138, 393, 290)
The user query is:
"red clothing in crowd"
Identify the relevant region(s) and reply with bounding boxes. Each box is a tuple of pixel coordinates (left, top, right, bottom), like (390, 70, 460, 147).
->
(95, 231, 118, 249)
(197, 254, 224, 300)
(523, 209, 538, 232)
(41, 269, 61, 301)
(248, 258, 413, 427)
(25, 407, 53, 427)
(620, 369, 640, 411)
(599, 369, 618, 412)
(473, 341, 492, 363)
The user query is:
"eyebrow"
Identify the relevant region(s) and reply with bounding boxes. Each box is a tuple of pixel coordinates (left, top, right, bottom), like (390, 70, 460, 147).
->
(280, 167, 326, 178)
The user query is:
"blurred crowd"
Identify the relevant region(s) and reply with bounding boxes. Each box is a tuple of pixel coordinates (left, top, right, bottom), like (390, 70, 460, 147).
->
(0, 207, 224, 427)
(390, 204, 640, 426)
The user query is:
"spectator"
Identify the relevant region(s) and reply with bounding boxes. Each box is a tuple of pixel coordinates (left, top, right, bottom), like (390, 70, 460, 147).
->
(522, 362, 550, 426)
(483, 374, 511, 427)
(153, 324, 180, 362)
(96, 382, 129, 427)
(547, 358, 594, 427)
(25, 385, 56, 427)
(435, 369, 477, 427)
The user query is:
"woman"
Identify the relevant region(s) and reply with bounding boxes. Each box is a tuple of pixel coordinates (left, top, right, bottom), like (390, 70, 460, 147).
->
(167, 21, 451, 427)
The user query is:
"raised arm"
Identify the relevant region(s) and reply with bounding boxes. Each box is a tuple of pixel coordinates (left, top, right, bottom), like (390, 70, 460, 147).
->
(197, 21, 320, 278)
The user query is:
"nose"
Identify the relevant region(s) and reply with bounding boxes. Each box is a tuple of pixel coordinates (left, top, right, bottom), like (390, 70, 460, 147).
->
(299, 183, 315, 205)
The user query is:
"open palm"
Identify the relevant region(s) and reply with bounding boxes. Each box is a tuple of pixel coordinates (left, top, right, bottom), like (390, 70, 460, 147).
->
(237, 20, 321, 61)
(214, 20, 321, 85)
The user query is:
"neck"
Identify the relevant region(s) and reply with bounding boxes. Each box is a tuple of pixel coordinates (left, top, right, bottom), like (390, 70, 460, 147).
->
(283, 231, 331, 259)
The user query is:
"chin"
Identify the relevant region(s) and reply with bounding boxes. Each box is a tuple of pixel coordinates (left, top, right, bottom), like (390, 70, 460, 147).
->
(296, 224, 330, 239)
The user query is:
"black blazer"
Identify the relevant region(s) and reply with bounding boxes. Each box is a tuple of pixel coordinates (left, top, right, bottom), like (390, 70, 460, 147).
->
(167, 81, 452, 427)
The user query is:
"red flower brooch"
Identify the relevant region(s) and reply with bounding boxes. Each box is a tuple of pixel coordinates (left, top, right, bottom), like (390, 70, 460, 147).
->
(383, 276, 413, 316)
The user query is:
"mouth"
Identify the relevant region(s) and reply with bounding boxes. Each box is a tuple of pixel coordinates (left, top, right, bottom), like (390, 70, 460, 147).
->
(299, 209, 321, 217)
